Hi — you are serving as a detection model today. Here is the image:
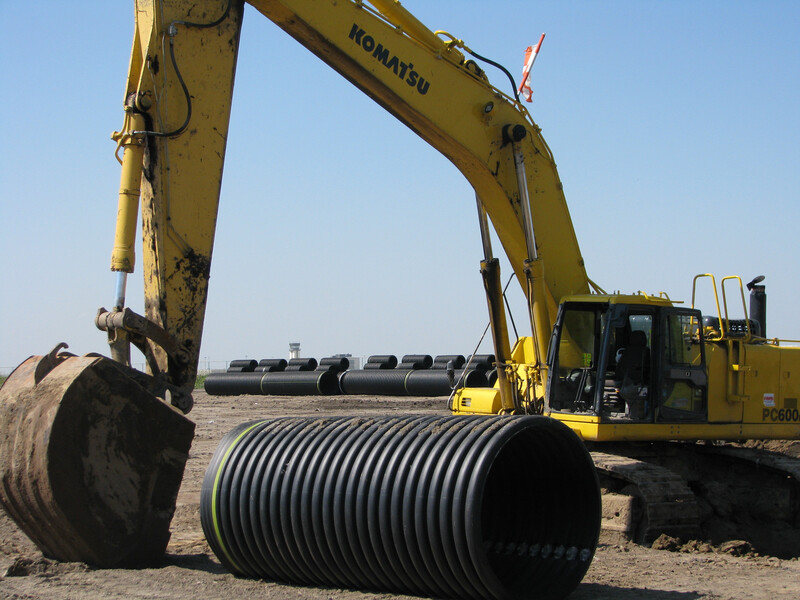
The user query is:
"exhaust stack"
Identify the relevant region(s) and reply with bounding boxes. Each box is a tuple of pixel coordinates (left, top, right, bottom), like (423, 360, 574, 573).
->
(747, 275, 766, 338)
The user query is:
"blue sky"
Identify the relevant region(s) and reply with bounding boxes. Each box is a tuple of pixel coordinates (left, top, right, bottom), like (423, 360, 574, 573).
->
(1, 1, 798, 372)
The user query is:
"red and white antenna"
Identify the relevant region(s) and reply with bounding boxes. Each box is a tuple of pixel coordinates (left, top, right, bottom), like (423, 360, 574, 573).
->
(519, 33, 546, 102)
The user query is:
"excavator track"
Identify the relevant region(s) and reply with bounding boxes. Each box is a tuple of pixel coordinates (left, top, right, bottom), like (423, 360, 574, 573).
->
(589, 442, 800, 557)
(695, 444, 800, 484)
(590, 451, 701, 544)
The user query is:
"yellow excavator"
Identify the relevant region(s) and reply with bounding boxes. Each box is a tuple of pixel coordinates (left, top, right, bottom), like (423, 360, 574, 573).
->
(0, 1, 606, 597)
(1, 0, 797, 592)
(455, 266, 800, 544)
(444, 50, 800, 544)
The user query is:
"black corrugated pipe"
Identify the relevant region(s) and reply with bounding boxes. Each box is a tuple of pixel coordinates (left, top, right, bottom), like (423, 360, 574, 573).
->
(201, 415, 601, 600)
(204, 371, 339, 396)
(257, 358, 288, 372)
(259, 371, 338, 395)
(364, 355, 398, 369)
(286, 358, 318, 371)
(433, 354, 466, 369)
(205, 373, 264, 395)
(339, 369, 488, 397)
(228, 359, 258, 372)
(468, 354, 497, 371)
(339, 369, 411, 395)
(317, 357, 350, 373)
(398, 354, 433, 370)
(404, 369, 488, 396)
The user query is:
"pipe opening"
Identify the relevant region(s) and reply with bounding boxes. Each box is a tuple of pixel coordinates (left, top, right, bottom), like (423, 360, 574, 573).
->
(476, 425, 600, 598)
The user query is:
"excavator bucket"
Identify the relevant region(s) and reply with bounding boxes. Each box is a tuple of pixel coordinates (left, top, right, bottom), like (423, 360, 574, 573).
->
(0, 345, 194, 567)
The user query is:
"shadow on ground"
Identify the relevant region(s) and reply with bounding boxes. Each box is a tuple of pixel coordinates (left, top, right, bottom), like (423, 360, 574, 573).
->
(165, 553, 228, 575)
(572, 584, 701, 599)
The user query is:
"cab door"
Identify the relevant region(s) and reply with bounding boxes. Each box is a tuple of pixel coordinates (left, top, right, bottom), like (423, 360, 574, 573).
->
(656, 308, 708, 422)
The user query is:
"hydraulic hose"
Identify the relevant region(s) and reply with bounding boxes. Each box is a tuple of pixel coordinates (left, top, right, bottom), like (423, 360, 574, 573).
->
(201, 415, 600, 600)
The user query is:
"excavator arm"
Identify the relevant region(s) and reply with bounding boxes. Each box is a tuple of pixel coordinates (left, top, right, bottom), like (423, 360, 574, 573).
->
(100, 0, 246, 410)
(0, 0, 600, 587)
(105, 0, 590, 407)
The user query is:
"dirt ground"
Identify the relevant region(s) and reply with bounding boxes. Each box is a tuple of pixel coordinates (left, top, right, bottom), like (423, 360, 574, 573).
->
(1, 391, 799, 600)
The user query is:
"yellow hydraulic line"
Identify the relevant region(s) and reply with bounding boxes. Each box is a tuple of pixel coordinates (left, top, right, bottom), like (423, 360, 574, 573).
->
(110, 111, 146, 274)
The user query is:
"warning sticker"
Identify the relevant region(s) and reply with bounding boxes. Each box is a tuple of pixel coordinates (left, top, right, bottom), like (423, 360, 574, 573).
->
(763, 393, 776, 408)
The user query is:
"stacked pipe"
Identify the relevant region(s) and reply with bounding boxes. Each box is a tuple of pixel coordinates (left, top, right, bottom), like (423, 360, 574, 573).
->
(396, 354, 434, 370)
(205, 353, 495, 397)
(404, 368, 488, 396)
(433, 354, 466, 369)
(286, 358, 317, 371)
(226, 359, 257, 373)
(339, 354, 432, 396)
(256, 358, 288, 372)
(465, 353, 498, 389)
(317, 357, 349, 373)
(411, 354, 494, 398)
(363, 355, 398, 370)
(201, 414, 601, 599)
(205, 357, 339, 396)
(203, 371, 339, 396)
(340, 353, 488, 397)
(467, 354, 496, 371)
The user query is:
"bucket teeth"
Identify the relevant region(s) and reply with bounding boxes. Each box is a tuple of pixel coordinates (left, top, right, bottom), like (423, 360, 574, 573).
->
(0, 352, 195, 567)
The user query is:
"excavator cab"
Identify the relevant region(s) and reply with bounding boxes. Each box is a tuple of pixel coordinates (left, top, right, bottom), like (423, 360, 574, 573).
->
(546, 296, 709, 429)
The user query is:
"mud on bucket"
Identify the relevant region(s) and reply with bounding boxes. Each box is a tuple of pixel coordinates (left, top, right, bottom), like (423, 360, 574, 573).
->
(0, 348, 194, 567)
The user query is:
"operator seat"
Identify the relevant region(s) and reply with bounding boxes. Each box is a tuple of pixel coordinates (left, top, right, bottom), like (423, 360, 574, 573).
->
(615, 330, 650, 419)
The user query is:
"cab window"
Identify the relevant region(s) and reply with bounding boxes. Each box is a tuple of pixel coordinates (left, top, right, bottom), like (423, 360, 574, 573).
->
(600, 311, 654, 421)
(548, 304, 605, 413)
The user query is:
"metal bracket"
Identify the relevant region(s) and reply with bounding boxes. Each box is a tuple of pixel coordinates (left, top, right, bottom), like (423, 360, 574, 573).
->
(33, 342, 74, 384)
(96, 307, 186, 363)
(94, 308, 192, 413)
(94, 307, 193, 413)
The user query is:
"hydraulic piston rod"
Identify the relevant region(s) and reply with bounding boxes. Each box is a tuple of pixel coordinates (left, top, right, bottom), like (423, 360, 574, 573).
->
(110, 111, 146, 276)
(507, 125, 551, 369)
(475, 193, 516, 412)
